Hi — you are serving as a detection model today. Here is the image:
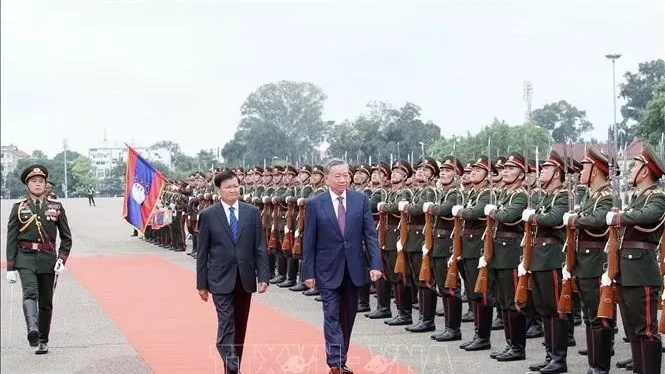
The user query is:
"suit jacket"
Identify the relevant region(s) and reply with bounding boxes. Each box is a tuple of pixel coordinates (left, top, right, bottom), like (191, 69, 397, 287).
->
(302, 188, 383, 289)
(196, 201, 270, 294)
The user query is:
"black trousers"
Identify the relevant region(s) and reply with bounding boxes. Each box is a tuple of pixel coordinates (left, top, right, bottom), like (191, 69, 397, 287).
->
(212, 276, 252, 374)
(531, 269, 563, 317)
(18, 269, 55, 343)
(88, 195, 95, 206)
(493, 268, 523, 312)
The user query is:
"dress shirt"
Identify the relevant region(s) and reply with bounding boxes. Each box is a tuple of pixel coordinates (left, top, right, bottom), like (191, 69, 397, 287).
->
(220, 200, 240, 224)
(329, 189, 347, 218)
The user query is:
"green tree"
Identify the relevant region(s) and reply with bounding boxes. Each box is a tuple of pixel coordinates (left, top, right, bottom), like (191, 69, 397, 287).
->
(31, 150, 47, 159)
(531, 100, 593, 143)
(619, 59, 665, 124)
(98, 161, 126, 197)
(70, 156, 94, 195)
(636, 80, 665, 147)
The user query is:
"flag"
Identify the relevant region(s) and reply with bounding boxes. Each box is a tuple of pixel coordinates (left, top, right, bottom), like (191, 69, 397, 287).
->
(123, 145, 166, 232)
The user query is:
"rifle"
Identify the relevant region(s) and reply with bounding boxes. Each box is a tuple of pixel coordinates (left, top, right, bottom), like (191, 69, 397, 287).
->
(558, 143, 577, 314)
(376, 188, 388, 250)
(419, 198, 434, 283)
(515, 147, 539, 304)
(394, 209, 409, 275)
(475, 139, 495, 294)
(260, 196, 271, 249)
(269, 199, 280, 250)
(445, 157, 464, 289)
(292, 201, 306, 257)
(281, 200, 295, 253)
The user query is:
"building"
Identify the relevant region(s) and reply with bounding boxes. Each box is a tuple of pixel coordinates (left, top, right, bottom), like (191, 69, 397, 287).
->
(88, 146, 172, 180)
(1, 144, 30, 176)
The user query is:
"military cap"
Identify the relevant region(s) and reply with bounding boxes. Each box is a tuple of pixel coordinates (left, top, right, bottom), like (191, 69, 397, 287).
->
(356, 163, 372, 176)
(348, 164, 357, 177)
(541, 150, 566, 172)
(634, 143, 665, 178)
(213, 167, 221, 173)
(473, 155, 496, 174)
(312, 165, 325, 176)
(272, 165, 285, 174)
(526, 159, 537, 173)
(253, 166, 264, 175)
(440, 156, 464, 176)
(417, 157, 440, 176)
(187, 174, 196, 180)
(464, 161, 473, 173)
(581, 148, 610, 175)
(392, 160, 413, 178)
(283, 165, 298, 175)
(234, 167, 245, 174)
(494, 156, 507, 170)
(21, 164, 48, 184)
(300, 165, 312, 175)
(264, 166, 274, 174)
(572, 159, 583, 174)
(46, 180, 56, 187)
(373, 162, 391, 178)
(504, 152, 527, 172)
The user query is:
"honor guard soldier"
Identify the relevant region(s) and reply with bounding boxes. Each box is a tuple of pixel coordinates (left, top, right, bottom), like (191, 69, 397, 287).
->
(353, 164, 374, 313)
(521, 150, 570, 374)
(275, 165, 299, 288)
(287, 165, 316, 293)
(5, 165, 73, 354)
(561, 147, 613, 373)
(523, 158, 545, 340)
(45, 180, 58, 200)
(605, 144, 664, 374)
(428, 156, 465, 342)
(303, 165, 328, 298)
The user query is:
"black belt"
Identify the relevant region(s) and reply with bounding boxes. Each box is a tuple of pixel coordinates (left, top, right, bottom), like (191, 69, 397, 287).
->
(495, 231, 522, 239)
(19, 241, 55, 251)
(534, 237, 560, 245)
(577, 241, 606, 249)
(621, 241, 658, 250)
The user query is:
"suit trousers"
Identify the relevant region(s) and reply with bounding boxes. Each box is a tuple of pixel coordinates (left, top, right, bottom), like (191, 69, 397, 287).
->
(318, 267, 359, 368)
(212, 274, 252, 374)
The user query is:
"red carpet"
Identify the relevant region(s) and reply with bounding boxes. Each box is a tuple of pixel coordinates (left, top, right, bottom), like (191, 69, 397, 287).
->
(69, 255, 416, 374)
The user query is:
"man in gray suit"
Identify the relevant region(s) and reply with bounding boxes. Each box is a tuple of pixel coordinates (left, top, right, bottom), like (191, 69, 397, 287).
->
(196, 168, 270, 374)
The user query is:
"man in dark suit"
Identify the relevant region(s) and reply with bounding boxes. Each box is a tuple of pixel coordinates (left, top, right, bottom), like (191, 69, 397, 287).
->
(302, 159, 383, 374)
(196, 169, 270, 374)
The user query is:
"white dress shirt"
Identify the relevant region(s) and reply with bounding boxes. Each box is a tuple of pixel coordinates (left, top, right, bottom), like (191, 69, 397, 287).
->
(220, 200, 240, 224)
(329, 189, 347, 218)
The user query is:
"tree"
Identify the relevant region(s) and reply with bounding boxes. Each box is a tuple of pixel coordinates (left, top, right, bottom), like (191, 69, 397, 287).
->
(98, 161, 126, 197)
(31, 150, 48, 159)
(619, 59, 665, 124)
(531, 100, 593, 143)
(636, 80, 665, 147)
(70, 156, 94, 195)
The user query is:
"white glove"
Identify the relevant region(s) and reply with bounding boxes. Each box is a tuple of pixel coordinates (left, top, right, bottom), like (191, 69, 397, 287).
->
(518, 263, 527, 277)
(601, 271, 612, 287)
(422, 202, 434, 213)
(271, 197, 277, 204)
(377, 202, 386, 212)
(294, 229, 300, 238)
(522, 209, 536, 222)
(477, 256, 488, 268)
(563, 212, 578, 227)
(396, 241, 403, 252)
(54, 259, 65, 275)
(484, 204, 497, 217)
(573, 204, 581, 212)
(284, 226, 289, 234)
(169, 203, 175, 209)
(452, 205, 463, 217)
(189, 196, 195, 202)
(243, 194, 251, 201)
(447, 256, 454, 267)
(262, 196, 270, 204)
(297, 198, 305, 206)
(6, 270, 17, 283)
(421, 244, 429, 256)
(605, 212, 617, 226)
(562, 267, 572, 281)
(398, 201, 409, 211)
(271, 224, 275, 231)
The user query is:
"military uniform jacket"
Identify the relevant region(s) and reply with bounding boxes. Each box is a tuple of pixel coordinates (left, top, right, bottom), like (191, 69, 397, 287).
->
(369, 186, 389, 220)
(430, 187, 461, 258)
(530, 189, 567, 271)
(459, 187, 493, 259)
(383, 187, 414, 251)
(492, 188, 528, 269)
(6, 198, 72, 273)
(617, 184, 665, 287)
(573, 183, 611, 278)
(403, 185, 437, 252)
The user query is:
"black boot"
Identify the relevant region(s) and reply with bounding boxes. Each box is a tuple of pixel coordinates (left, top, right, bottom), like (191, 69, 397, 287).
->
(588, 327, 612, 374)
(465, 302, 492, 351)
(497, 310, 526, 362)
(406, 288, 424, 331)
(278, 258, 298, 288)
(288, 262, 308, 291)
(365, 279, 391, 319)
(433, 295, 462, 342)
(528, 316, 553, 372)
(629, 340, 641, 374)
(461, 304, 474, 322)
(641, 340, 662, 374)
(491, 305, 504, 330)
(459, 301, 478, 349)
(527, 313, 544, 338)
(385, 284, 412, 326)
(357, 283, 371, 313)
(23, 299, 39, 347)
(539, 316, 568, 374)
(490, 311, 511, 359)
(566, 313, 576, 347)
(406, 288, 436, 332)
(581, 326, 591, 364)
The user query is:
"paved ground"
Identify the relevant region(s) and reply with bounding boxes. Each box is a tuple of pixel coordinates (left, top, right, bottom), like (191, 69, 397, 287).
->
(0, 197, 638, 374)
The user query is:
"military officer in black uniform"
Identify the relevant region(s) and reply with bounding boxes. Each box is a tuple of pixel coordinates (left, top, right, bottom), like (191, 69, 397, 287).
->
(5, 165, 73, 354)
(605, 144, 664, 374)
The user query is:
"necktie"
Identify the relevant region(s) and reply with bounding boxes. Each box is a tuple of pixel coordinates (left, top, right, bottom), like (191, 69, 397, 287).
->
(337, 196, 346, 233)
(35, 200, 41, 211)
(229, 206, 239, 241)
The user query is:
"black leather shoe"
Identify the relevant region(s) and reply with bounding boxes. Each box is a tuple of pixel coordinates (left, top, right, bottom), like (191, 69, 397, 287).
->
(303, 288, 319, 296)
(27, 330, 39, 347)
(432, 329, 462, 342)
(461, 310, 474, 322)
(384, 314, 412, 326)
(495, 349, 526, 362)
(435, 308, 445, 316)
(356, 304, 371, 313)
(289, 283, 308, 292)
(464, 338, 491, 351)
(490, 345, 510, 359)
(269, 275, 285, 284)
(578, 347, 587, 356)
(365, 308, 391, 319)
(405, 321, 435, 333)
(615, 358, 631, 368)
(35, 342, 48, 355)
(277, 279, 296, 288)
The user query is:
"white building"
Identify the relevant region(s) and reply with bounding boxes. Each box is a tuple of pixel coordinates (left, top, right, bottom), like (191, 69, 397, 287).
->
(1, 144, 30, 176)
(88, 146, 172, 180)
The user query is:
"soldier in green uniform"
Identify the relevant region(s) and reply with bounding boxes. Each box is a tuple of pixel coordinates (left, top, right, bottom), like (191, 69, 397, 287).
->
(453, 156, 495, 351)
(401, 157, 439, 333)
(490, 157, 507, 332)
(45, 180, 57, 200)
(429, 156, 465, 342)
(365, 162, 392, 319)
(304, 165, 328, 299)
(377, 161, 414, 326)
(521, 151, 570, 374)
(561, 147, 613, 373)
(605, 144, 664, 374)
(275, 165, 299, 288)
(523, 158, 545, 339)
(5, 165, 73, 354)
(352, 164, 374, 313)
(287, 165, 316, 292)
(267, 166, 288, 285)
(483, 153, 529, 361)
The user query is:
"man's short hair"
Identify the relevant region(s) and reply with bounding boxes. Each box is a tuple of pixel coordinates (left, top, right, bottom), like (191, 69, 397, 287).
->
(324, 158, 348, 174)
(213, 169, 238, 188)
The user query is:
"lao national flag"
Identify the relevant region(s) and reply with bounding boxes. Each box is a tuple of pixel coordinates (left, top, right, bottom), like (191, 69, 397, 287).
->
(123, 146, 166, 232)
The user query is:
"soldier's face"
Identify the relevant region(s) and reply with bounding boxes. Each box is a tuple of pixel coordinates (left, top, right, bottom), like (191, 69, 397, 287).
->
(45, 184, 53, 195)
(298, 172, 310, 184)
(391, 169, 406, 184)
(462, 171, 471, 184)
(540, 165, 557, 184)
(311, 173, 323, 185)
(27, 176, 46, 196)
(326, 164, 350, 195)
(261, 175, 271, 184)
(470, 167, 487, 184)
(282, 173, 294, 184)
(580, 163, 593, 184)
(630, 161, 648, 185)
(353, 171, 368, 185)
(272, 174, 283, 184)
(440, 168, 454, 185)
(502, 165, 523, 184)
(371, 170, 381, 184)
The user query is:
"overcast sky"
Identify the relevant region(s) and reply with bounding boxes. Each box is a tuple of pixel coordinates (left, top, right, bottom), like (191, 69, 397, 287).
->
(2, 0, 663, 158)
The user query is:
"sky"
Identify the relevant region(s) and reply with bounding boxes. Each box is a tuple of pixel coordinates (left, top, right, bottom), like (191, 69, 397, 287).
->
(2, 0, 664, 159)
